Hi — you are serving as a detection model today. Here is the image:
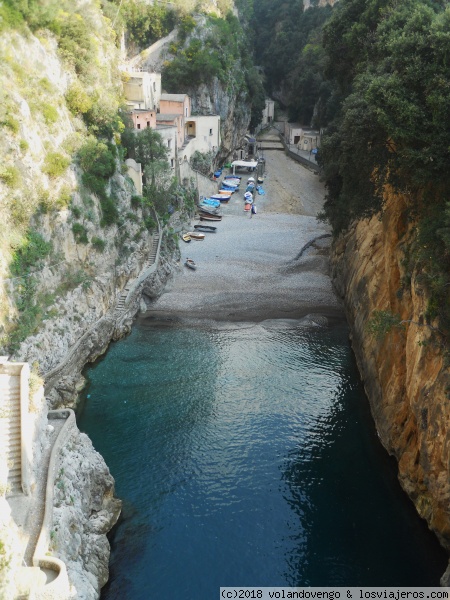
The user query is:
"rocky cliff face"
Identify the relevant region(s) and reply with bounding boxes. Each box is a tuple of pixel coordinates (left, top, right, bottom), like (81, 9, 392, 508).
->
(189, 78, 252, 163)
(330, 190, 450, 577)
(52, 429, 122, 599)
(0, 12, 184, 598)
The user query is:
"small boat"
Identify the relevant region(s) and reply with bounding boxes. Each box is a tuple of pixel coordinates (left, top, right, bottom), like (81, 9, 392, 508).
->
(200, 214, 222, 222)
(185, 258, 196, 270)
(182, 233, 191, 243)
(244, 203, 251, 211)
(218, 190, 233, 196)
(199, 201, 220, 210)
(221, 182, 239, 190)
(187, 231, 205, 240)
(201, 197, 221, 207)
(223, 178, 240, 186)
(194, 224, 217, 233)
(257, 176, 264, 184)
(247, 176, 255, 183)
(197, 205, 220, 216)
(210, 193, 231, 202)
(224, 174, 241, 180)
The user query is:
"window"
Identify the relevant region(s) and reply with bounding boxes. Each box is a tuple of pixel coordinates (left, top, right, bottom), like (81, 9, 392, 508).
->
(147, 122, 150, 127)
(171, 158, 174, 168)
(153, 82, 156, 91)
(209, 128, 213, 136)
(168, 139, 171, 149)
(185, 107, 188, 116)
(137, 124, 141, 129)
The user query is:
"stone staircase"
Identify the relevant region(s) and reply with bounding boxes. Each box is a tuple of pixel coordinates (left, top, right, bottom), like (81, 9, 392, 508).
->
(0, 367, 22, 496)
(116, 231, 160, 311)
(180, 135, 195, 152)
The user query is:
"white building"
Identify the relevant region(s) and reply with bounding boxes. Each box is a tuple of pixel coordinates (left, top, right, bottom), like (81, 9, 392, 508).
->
(122, 71, 161, 111)
(182, 115, 221, 162)
(155, 124, 178, 171)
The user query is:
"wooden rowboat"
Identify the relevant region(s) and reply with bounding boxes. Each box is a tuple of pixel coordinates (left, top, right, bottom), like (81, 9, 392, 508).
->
(200, 214, 222, 222)
(187, 231, 205, 240)
(197, 205, 220, 216)
(182, 233, 191, 243)
(185, 258, 196, 270)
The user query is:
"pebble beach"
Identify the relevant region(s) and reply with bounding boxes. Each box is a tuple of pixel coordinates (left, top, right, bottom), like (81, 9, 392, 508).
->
(146, 131, 343, 323)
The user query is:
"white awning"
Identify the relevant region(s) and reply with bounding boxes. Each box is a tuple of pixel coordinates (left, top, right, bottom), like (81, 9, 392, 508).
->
(231, 160, 258, 168)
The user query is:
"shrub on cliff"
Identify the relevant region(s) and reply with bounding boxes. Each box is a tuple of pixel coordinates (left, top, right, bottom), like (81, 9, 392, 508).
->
(78, 139, 116, 179)
(11, 230, 52, 277)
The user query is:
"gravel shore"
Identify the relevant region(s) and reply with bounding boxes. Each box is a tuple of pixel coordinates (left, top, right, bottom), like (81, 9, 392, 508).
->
(146, 131, 343, 324)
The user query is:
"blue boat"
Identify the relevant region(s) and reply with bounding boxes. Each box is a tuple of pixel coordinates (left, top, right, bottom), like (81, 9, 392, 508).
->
(221, 183, 239, 191)
(200, 197, 221, 208)
(210, 194, 232, 202)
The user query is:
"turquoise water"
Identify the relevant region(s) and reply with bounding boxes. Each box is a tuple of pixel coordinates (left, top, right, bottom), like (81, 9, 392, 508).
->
(77, 318, 447, 599)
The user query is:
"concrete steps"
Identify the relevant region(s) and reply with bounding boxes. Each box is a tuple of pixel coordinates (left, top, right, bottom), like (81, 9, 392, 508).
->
(116, 232, 160, 311)
(0, 373, 22, 495)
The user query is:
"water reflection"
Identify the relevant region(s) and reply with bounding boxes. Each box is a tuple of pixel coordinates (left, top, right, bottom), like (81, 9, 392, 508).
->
(77, 320, 447, 599)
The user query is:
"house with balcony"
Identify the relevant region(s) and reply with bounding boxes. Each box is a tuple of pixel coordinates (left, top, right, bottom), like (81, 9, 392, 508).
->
(182, 114, 221, 161)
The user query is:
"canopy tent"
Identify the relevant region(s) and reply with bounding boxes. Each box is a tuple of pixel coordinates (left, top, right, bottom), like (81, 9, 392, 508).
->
(231, 160, 258, 174)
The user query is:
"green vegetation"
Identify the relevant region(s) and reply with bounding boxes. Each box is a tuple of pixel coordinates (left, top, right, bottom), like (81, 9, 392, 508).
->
(91, 236, 107, 252)
(162, 12, 265, 131)
(1, 113, 20, 134)
(11, 230, 52, 277)
(0, 166, 21, 188)
(366, 310, 404, 339)
(190, 150, 214, 176)
(251, 0, 450, 332)
(42, 103, 59, 125)
(71, 223, 89, 244)
(42, 152, 71, 178)
(121, 1, 176, 50)
(252, 1, 333, 126)
(77, 139, 119, 226)
(5, 229, 54, 350)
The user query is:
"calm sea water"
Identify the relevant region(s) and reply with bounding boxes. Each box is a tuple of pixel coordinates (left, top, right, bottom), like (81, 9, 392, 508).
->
(77, 318, 447, 599)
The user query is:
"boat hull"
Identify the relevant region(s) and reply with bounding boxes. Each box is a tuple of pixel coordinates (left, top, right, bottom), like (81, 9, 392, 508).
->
(200, 214, 222, 222)
(187, 231, 206, 240)
(194, 224, 217, 232)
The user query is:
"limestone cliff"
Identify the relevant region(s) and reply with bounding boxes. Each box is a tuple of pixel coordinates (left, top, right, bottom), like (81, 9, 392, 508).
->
(52, 429, 122, 599)
(0, 8, 182, 598)
(331, 190, 450, 575)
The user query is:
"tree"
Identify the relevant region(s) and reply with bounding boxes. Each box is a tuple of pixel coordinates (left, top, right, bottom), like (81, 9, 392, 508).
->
(135, 129, 169, 185)
(133, 129, 174, 214)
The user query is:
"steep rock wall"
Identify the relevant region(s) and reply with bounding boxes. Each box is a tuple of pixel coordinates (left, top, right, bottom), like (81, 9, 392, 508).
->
(331, 191, 450, 571)
(189, 79, 251, 162)
(52, 429, 122, 599)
